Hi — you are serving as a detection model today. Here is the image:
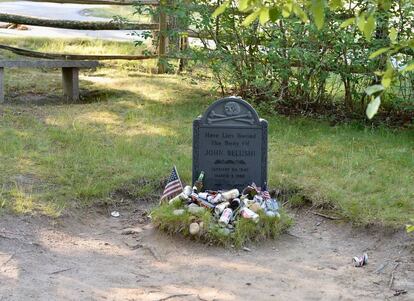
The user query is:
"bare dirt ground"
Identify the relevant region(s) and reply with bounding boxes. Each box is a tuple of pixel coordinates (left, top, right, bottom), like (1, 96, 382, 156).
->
(1, 201, 413, 301)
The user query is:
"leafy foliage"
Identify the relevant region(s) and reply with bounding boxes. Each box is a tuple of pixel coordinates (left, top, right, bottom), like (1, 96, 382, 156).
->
(211, 0, 414, 119)
(137, 0, 413, 121)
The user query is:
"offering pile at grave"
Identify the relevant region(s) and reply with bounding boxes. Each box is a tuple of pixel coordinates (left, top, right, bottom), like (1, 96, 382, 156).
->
(151, 168, 291, 246)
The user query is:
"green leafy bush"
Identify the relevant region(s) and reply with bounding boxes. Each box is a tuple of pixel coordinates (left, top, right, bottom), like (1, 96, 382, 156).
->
(136, 0, 414, 121)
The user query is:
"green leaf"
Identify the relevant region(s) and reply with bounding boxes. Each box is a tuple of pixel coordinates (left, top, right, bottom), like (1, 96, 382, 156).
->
(366, 96, 381, 119)
(259, 7, 270, 25)
(293, 4, 308, 23)
(340, 17, 355, 28)
(365, 84, 384, 96)
(407, 224, 414, 233)
(381, 65, 394, 88)
(311, 0, 325, 29)
(363, 14, 376, 40)
(329, 0, 342, 10)
(402, 62, 414, 73)
(242, 10, 261, 26)
(357, 13, 366, 32)
(282, 3, 292, 18)
(379, 0, 392, 10)
(369, 47, 390, 59)
(239, 0, 250, 12)
(389, 27, 397, 43)
(269, 8, 280, 22)
(212, 1, 230, 18)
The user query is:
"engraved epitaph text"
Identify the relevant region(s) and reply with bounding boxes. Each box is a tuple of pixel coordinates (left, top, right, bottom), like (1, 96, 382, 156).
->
(193, 97, 268, 191)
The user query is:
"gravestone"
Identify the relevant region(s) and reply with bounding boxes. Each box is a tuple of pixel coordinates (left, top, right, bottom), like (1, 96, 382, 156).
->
(193, 97, 268, 191)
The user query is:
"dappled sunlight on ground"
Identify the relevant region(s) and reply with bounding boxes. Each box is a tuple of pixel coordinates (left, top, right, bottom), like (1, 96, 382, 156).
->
(151, 255, 273, 275)
(44, 109, 177, 138)
(77, 111, 121, 125)
(0, 253, 19, 281)
(2, 209, 412, 300)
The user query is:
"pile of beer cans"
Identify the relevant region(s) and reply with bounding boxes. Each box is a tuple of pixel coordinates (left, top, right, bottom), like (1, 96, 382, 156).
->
(167, 182, 281, 235)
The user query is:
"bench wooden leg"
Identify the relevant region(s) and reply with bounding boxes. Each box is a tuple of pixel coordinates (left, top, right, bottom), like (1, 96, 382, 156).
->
(0, 67, 4, 103)
(62, 67, 79, 101)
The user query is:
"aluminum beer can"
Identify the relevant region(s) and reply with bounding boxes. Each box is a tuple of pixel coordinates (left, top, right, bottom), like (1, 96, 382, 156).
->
(198, 192, 209, 200)
(221, 189, 240, 201)
(230, 198, 241, 210)
(214, 201, 229, 215)
(168, 192, 188, 205)
(183, 185, 192, 197)
(240, 207, 259, 223)
(190, 192, 198, 201)
(254, 194, 263, 205)
(196, 198, 215, 209)
(265, 198, 279, 211)
(219, 208, 233, 225)
(353, 253, 368, 267)
(211, 193, 223, 204)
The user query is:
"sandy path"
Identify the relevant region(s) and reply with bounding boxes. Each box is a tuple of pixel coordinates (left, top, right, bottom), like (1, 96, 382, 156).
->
(0, 203, 413, 301)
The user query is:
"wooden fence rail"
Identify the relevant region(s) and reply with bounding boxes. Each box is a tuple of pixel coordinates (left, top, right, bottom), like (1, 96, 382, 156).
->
(0, 0, 190, 73)
(0, 44, 158, 60)
(27, 0, 159, 5)
(0, 13, 158, 30)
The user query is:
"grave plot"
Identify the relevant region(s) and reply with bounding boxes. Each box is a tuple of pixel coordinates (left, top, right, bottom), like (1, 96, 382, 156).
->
(151, 98, 292, 247)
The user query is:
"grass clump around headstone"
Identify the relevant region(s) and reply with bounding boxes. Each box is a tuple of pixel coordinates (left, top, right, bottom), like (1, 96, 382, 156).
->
(151, 201, 293, 248)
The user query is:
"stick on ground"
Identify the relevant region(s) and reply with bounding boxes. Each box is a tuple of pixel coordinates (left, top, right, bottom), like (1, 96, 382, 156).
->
(156, 294, 193, 301)
(388, 262, 400, 289)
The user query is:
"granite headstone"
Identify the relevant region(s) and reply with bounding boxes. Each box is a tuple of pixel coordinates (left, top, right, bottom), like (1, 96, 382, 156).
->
(192, 97, 268, 191)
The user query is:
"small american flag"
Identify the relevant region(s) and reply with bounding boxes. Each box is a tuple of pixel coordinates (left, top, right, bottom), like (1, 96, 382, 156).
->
(160, 166, 183, 203)
(261, 183, 271, 200)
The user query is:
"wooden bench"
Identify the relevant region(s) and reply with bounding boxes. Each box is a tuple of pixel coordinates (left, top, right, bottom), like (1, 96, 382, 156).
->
(0, 60, 99, 102)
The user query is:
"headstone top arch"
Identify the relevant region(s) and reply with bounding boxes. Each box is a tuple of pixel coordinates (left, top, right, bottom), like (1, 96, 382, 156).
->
(193, 97, 268, 191)
(200, 97, 261, 127)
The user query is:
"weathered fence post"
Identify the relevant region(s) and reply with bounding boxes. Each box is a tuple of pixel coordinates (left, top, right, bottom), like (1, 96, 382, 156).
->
(178, 31, 188, 73)
(157, 0, 167, 74)
(177, 0, 189, 73)
(0, 67, 4, 103)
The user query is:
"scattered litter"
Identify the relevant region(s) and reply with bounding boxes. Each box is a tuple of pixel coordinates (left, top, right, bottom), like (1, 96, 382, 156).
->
(353, 253, 368, 267)
(393, 289, 407, 296)
(110, 211, 120, 218)
(243, 247, 251, 252)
